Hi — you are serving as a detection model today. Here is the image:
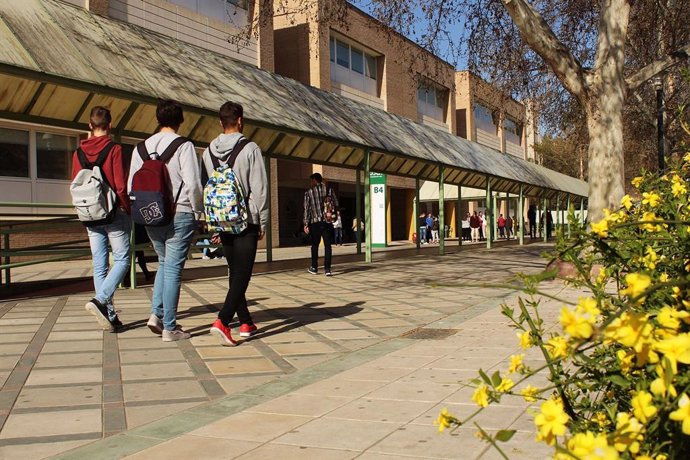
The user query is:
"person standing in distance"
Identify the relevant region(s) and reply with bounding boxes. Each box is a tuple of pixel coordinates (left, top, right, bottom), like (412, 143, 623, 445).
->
(304, 173, 338, 276)
(128, 100, 203, 342)
(74, 106, 130, 332)
(203, 102, 268, 346)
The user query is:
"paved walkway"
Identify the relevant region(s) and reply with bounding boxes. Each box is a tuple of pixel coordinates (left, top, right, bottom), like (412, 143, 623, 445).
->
(0, 243, 574, 459)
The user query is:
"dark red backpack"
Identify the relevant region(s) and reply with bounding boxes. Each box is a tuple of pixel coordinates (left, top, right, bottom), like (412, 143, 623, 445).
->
(129, 137, 189, 227)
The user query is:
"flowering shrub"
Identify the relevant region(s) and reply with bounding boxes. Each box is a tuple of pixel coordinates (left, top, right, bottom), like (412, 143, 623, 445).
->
(436, 153, 690, 458)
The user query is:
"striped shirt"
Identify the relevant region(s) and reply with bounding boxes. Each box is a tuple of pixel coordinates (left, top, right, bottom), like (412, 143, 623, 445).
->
(303, 183, 339, 226)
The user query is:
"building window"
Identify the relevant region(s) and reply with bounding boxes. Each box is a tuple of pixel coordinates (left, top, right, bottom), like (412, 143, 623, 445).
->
(0, 127, 30, 178)
(474, 103, 498, 133)
(504, 117, 523, 145)
(330, 36, 379, 97)
(36, 132, 77, 180)
(417, 82, 446, 123)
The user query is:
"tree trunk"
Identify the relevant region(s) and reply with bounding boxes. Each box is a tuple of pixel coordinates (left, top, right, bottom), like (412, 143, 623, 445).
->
(585, 85, 626, 223)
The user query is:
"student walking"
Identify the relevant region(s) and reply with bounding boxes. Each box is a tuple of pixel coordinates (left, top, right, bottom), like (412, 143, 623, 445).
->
(202, 101, 268, 346)
(333, 211, 343, 245)
(72, 106, 130, 332)
(528, 204, 537, 239)
(497, 214, 506, 238)
(418, 212, 428, 245)
(304, 173, 339, 276)
(128, 100, 203, 342)
(470, 211, 480, 242)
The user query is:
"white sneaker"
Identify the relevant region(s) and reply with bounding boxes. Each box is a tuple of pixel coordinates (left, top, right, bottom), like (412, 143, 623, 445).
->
(162, 326, 191, 342)
(147, 314, 163, 335)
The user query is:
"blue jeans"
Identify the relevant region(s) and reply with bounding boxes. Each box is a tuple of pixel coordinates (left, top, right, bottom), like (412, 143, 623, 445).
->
(334, 227, 343, 245)
(86, 209, 131, 320)
(146, 212, 196, 331)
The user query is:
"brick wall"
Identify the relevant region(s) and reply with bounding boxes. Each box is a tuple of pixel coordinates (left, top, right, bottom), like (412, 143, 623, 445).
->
(1, 222, 88, 263)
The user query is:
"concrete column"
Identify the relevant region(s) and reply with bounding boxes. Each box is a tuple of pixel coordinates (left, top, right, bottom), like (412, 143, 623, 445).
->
(556, 192, 560, 237)
(438, 166, 445, 256)
(415, 177, 420, 249)
(566, 195, 571, 238)
(543, 196, 548, 243)
(264, 155, 273, 262)
(581, 197, 586, 226)
(518, 184, 524, 246)
(364, 151, 372, 263)
(457, 185, 462, 246)
(356, 168, 362, 254)
(486, 177, 492, 249)
(492, 194, 498, 241)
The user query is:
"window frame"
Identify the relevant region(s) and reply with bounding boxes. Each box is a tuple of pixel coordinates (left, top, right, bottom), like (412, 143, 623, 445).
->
(0, 126, 31, 180)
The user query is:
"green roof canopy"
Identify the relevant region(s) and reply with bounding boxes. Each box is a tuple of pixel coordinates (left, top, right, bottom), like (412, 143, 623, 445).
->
(0, 0, 587, 199)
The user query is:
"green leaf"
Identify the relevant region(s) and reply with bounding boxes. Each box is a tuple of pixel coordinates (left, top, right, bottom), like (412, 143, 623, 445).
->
(491, 371, 502, 387)
(478, 369, 492, 386)
(607, 374, 631, 388)
(495, 430, 516, 442)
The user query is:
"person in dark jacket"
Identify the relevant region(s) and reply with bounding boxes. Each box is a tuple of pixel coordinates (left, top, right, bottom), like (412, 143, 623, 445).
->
(72, 106, 130, 332)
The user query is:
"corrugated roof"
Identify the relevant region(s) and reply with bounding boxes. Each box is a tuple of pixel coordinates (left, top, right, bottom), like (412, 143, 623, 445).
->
(0, 0, 587, 198)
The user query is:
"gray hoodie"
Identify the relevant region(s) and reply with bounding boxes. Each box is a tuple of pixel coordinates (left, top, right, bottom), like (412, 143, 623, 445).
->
(201, 133, 268, 231)
(128, 132, 203, 217)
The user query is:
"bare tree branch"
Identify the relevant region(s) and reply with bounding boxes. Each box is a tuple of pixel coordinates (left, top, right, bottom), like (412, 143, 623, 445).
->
(626, 42, 690, 91)
(500, 0, 588, 102)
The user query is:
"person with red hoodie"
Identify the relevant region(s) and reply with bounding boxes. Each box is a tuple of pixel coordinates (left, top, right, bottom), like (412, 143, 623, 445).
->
(72, 106, 131, 332)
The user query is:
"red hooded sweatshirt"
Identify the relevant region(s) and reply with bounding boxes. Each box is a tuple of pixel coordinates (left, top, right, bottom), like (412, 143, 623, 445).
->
(71, 135, 130, 214)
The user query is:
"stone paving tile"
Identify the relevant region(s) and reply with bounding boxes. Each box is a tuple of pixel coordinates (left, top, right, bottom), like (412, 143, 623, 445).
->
(327, 398, 436, 424)
(125, 402, 206, 429)
(0, 408, 101, 439)
(14, 384, 101, 408)
(234, 443, 358, 460)
(34, 352, 102, 368)
(0, 439, 94, 460)
(120, 363, 195, 381)
(366, 424, 487, 459)
(274, 417, 403, 451)
(24, 367, 102, 386)
(124, 435, 260, 460)
(246, 393, 352, 417)
(122, 380, 207, 403)
(205, 357, 281, 376)
(293, 377, 387, 399)
(190, 412, 313, 443)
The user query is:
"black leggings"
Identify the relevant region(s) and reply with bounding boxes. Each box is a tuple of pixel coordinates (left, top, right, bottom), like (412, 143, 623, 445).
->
(218, 225, 259, 326)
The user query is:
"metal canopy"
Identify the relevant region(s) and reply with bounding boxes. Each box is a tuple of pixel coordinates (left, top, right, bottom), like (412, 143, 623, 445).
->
(0, 0, 587, 199)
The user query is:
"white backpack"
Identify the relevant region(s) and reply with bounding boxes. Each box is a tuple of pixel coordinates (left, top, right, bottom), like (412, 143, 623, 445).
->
(70, 142, 117, 226)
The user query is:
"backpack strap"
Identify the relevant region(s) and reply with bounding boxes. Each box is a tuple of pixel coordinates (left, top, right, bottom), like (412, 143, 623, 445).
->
(76, 142, 115, 170)
(160, 137, 190, 163)
(210, 139, 250, 171)
(136, 141, 149, 162)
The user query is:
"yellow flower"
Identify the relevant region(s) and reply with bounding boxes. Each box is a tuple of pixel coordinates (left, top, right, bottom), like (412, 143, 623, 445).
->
(631, 391, 657, 423)
(518, 330, 534, 349)
(593, 411, 610, 427)
(684, 152, 690, 163)
(521, 385, 539, 402)
(566, 431, 619, 460)
(669, 393, 690, 435)
(632, 176, 644, 188)
(617, 350, 634, 375)
(508, 354, 524, 374)
(660, 273, 669, 283)
(620, 194, 633, 210)
(496, 377, 514, 393)
(578, 297, 601, 316)
(591, 218, 609, 238)
(642, 247, 657, 270)
(605, 312, 657, 366)
(640, 212, 663, 232)
(642, 192, 661, 208)
(435, 407, 456, 433)
(560, 306, 595, 339)
(656, 306, 690, 336)
(546, 336, 570, 359)
(472, 384, 490, 408)
(650, 365, 677, 397)
(671, 175, 687, 197)
(613, 412, 643, 454)
(653, 333, 690, 374)
(534, 398, 569, 445)
(619, 273, 652, 301)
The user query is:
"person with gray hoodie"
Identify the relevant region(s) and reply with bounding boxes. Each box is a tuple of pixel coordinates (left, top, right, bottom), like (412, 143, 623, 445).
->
(128, 100, 204, 342)
(202, 101, 268, 346)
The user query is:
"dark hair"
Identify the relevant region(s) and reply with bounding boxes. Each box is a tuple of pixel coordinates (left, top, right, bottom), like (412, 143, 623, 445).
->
(156, 100, 184, 128)
(309, 173, 323, 183)
(219, 101, 243, 128)
(89, 106, 112, 130)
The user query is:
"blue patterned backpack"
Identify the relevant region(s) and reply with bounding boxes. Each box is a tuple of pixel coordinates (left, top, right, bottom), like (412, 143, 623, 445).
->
(203, 139, 250, 234)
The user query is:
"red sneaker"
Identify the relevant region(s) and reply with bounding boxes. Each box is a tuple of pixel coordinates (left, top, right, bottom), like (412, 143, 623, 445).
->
(209, 319, 237, 346)
(239, 323, 257, 337)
